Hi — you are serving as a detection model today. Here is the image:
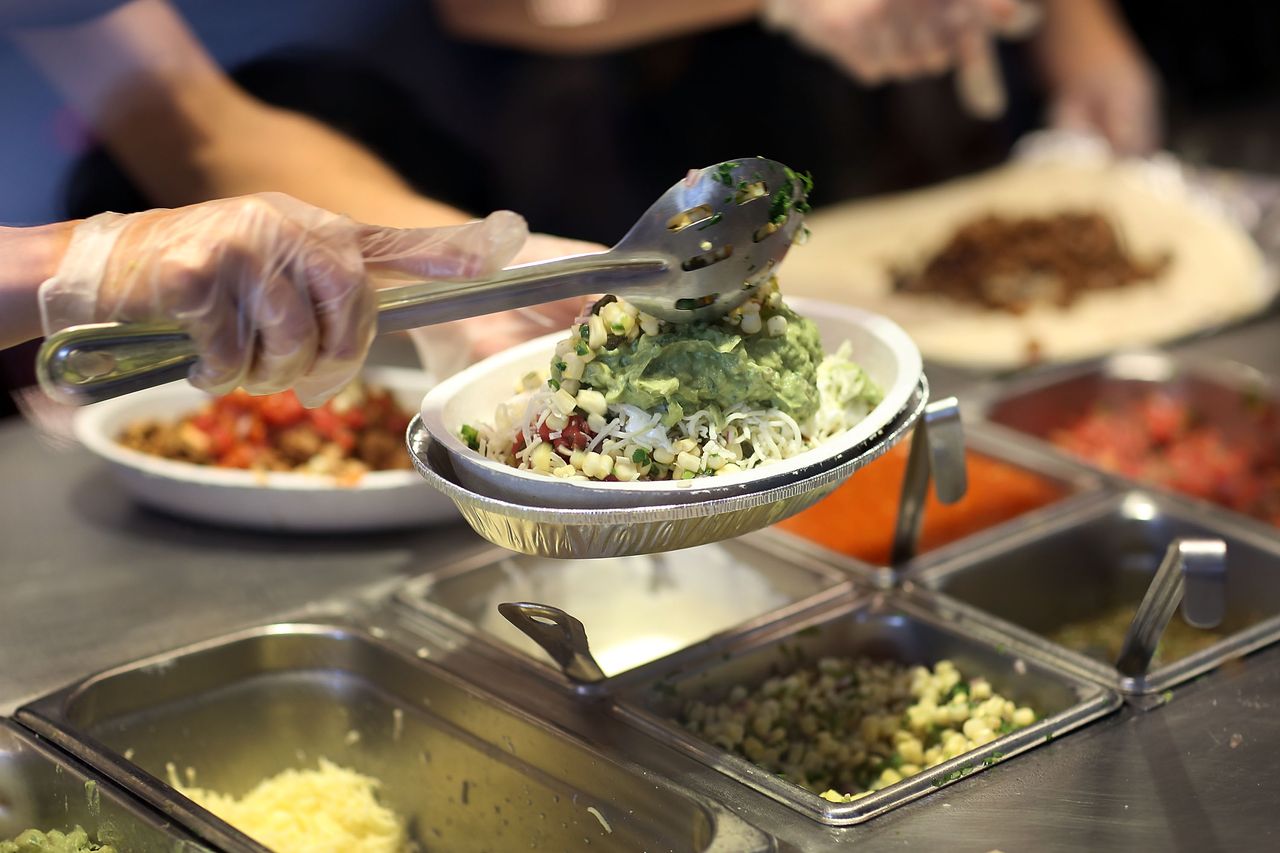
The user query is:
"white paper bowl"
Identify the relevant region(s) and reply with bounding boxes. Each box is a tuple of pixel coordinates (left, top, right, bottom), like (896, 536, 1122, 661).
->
(74, 366, 457, 532)
(420, 298, 922, 509)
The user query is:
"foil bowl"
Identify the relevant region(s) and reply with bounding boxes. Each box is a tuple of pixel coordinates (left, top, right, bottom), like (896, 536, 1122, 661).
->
(408, 378, 927, 558)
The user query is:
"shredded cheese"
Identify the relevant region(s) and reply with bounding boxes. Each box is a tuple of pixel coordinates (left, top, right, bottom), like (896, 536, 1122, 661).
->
(172, 759, 408, 853)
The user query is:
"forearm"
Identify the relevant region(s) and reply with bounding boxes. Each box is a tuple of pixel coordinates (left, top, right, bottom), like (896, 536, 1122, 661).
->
(435, 0, 761, 54)
(0, 222, 77, 348)
(13, 0, 473, 229)
(1033, 0, 1141, 75)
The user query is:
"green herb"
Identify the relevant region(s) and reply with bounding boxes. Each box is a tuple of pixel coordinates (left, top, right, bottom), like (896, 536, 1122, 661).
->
(548, 378, 561, 391)
(943, 681, 970, 703)
(459, 424, 480, 451)
(713, 162, 741, 186)
(579, 323, 590, 339)
(888, 753, 904, 770)
(632, 448, 651, 465)
(696, 211, 724, 230)
(981, 752, 1006, 768)
(553, 359, 567, 373)
(997, 720, 1015, 736)
(575, 341, 589, 356)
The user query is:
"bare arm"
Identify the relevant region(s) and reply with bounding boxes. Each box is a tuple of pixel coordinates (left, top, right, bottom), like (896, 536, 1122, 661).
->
(1032, 0, 1159, 153)
(10, 0, 472, 228)
(0, 223, 76, 348)
(434, 0, 760, 54)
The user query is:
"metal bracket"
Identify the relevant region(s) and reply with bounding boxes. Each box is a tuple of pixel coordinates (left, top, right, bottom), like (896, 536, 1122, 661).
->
(498, 601, 607, 684)
(890, 397, 968, 566)
(1115, 538, 1227, 680)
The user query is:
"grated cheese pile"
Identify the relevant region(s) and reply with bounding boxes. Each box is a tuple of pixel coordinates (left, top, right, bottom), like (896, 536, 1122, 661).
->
(172, 759, 409, 853)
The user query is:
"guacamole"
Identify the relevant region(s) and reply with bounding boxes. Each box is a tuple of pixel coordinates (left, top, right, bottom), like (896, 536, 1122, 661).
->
(0, 827, 115, 853)
(581, 303, 824, 422)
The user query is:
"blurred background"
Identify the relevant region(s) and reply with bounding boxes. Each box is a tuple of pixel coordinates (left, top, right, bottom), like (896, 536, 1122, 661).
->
(2, 0, 1279, 411)
(1, 0, 1278, 235)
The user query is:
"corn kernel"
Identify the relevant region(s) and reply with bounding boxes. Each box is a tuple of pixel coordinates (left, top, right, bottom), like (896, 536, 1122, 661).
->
(576, 388, 608, 416)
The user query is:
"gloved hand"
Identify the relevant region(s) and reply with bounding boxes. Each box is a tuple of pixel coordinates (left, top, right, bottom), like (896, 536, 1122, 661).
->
(38, 192, 527, 405)
(410, 232, 607, 379)
(761, 0, 1040, 118)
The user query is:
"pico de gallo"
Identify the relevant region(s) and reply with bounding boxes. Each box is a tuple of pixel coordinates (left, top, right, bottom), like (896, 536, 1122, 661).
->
(1048, 392, 1280, 525)
(117, 380, 414, 484)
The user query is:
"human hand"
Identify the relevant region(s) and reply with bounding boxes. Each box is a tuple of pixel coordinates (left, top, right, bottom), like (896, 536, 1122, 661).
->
(38, 192, 527, 405)
(761, 0, 1039, 117)
(1044, 36, 1160, 156)
(410, 233, 608, 378)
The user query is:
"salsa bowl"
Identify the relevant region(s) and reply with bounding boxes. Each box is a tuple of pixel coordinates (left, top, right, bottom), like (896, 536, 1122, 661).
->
(74, 366, 456, 533)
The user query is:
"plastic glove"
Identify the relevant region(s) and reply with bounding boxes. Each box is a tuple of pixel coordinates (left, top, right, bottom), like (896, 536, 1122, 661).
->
(410, 233, 607, 379)
(762, 0, 1039, 117)
(38, 192, 527, 405)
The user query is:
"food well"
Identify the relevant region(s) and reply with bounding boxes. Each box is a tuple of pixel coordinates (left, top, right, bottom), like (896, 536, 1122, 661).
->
(394, 531, 858, 684)
(18, 624, 769, 853)
(0, 719, 208, 852)
(614, 595, 1118, 825)
(910, 491, 1280, 693)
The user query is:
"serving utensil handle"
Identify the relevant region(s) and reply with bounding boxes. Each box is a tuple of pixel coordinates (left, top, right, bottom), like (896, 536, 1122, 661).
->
(36, 254, 666, 405)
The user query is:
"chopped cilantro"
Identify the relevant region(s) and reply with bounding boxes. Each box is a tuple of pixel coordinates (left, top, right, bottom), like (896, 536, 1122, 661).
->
(575, 341, 589, 356)
(548, 378, 561, 391)
(696, 212, 724, 230)
(553, 359, 567, 373)
(713, 162, 741, 186)
(459, 424, 480, 451)
(579, 323, 590, 339)
(632, 448, 651, 465)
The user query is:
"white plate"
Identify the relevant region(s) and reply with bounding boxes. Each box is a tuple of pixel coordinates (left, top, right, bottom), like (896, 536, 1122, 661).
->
(75, 366, 456, 532)
(420, 297, 922, 509)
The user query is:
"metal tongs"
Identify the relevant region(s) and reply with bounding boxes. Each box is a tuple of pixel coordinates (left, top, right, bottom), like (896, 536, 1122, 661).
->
(1116, 538, 1227, 683)
(38, 157, 809, 405)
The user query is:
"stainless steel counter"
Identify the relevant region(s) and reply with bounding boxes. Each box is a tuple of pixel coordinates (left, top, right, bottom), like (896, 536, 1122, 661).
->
(3, 318, 1279, 850)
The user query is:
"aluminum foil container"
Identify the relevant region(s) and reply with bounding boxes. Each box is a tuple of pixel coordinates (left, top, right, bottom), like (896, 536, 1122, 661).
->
(408, 378, 928, 558)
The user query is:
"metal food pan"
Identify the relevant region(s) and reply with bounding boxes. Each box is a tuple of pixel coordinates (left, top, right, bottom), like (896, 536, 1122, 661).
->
(17, 623, 770, 853)
(614, 595, 1118, 825)
(974, 350, 1279, 525)
(769, 424, 1104, 575)
(907, 491, 1280, 695)
(394, 530, 863, 688)
(0, 718, 209, 851)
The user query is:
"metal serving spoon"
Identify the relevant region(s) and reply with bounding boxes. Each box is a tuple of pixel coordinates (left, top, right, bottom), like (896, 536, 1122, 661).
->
(38, 157, 811, 404)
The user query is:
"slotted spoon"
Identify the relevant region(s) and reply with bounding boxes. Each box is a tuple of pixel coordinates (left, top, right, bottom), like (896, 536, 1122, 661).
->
(38, 157, 810, 404)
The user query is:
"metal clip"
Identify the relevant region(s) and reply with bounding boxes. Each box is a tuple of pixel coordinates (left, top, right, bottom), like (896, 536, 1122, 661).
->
(1115, 538, 1227, 680)
(890, 397, 968, 566)
(498, 601, 607, 684)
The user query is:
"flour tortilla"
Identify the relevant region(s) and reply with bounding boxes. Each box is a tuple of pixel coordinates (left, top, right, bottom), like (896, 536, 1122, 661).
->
(781, 161, 1273, 369)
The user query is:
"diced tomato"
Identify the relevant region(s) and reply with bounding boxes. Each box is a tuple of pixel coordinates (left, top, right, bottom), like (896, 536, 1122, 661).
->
(308, 407, 355, 452)
(217, 443, 257, 469)
(258, 392, 307, 428)
(204, 424, 234, 456)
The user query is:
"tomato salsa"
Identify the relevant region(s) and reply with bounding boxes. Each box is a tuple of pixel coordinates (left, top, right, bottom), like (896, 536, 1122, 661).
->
(779, 444, 1067, 564)
(117, 381, 414, 484)
(1048, 392, 1280, 525)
